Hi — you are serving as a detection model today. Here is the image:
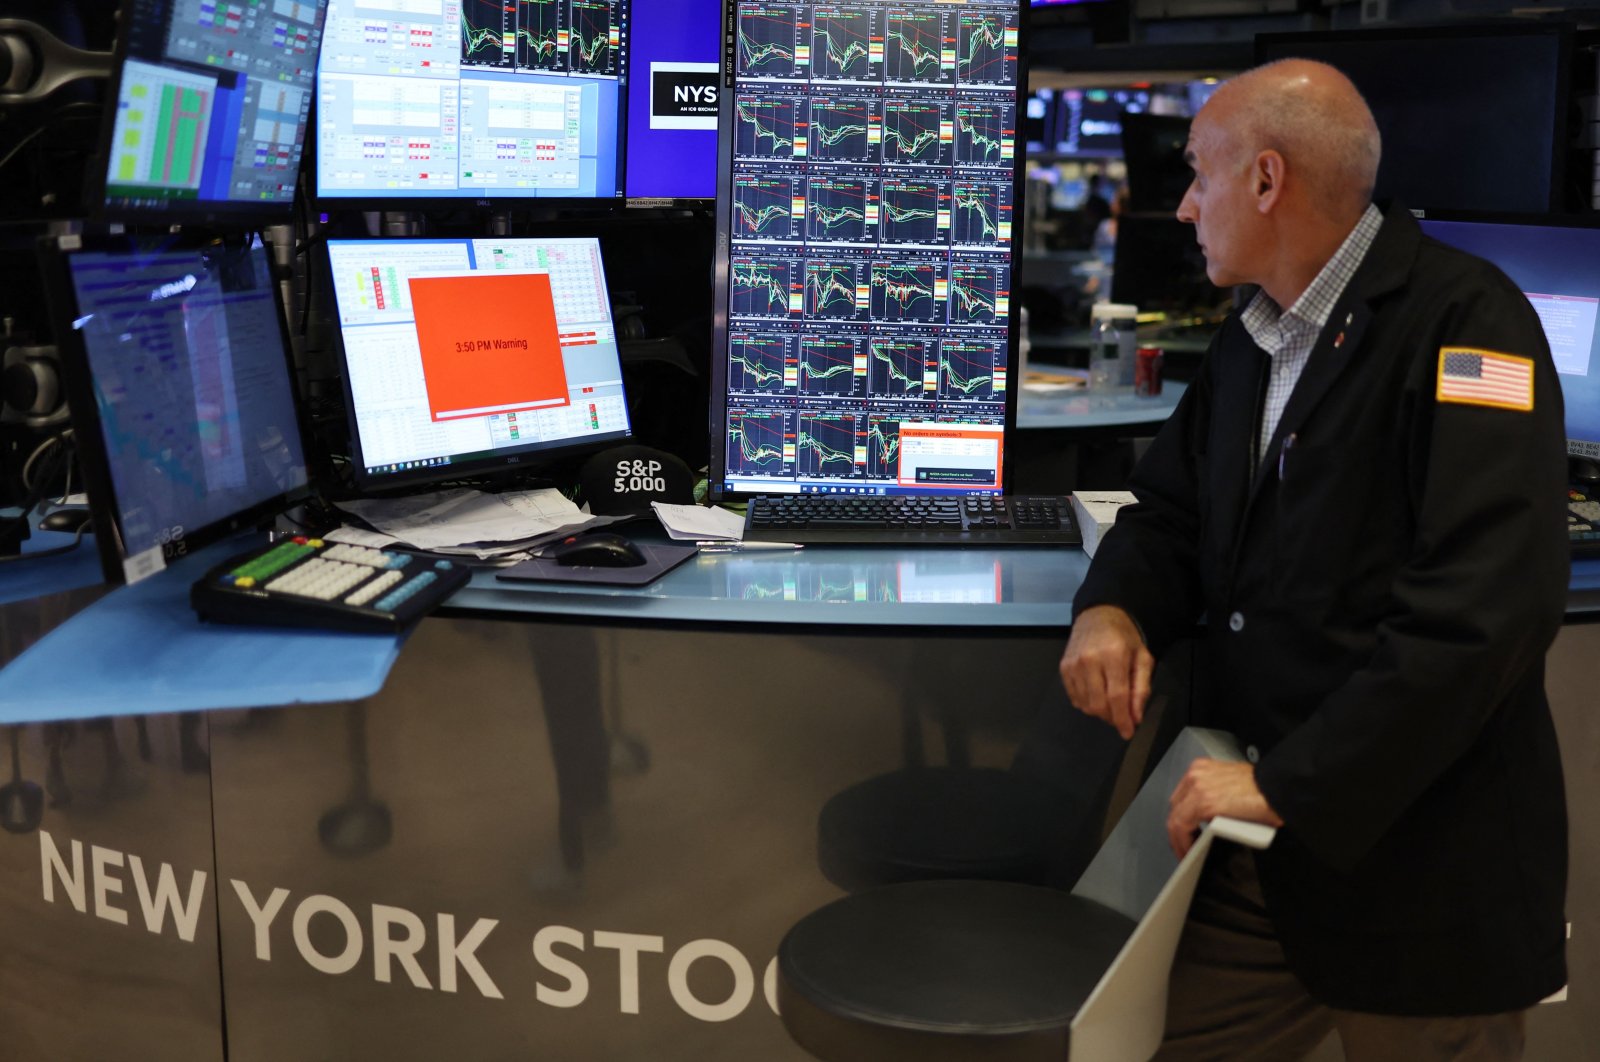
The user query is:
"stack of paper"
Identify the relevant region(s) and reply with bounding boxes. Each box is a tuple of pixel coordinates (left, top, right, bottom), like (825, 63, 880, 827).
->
(650, 502, 745, 543)
(330, 488, 622, 562)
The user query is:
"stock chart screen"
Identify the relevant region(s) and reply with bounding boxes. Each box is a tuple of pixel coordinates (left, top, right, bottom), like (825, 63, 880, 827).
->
(315, 0, 625, 202)
(713, 0, 1023, 499)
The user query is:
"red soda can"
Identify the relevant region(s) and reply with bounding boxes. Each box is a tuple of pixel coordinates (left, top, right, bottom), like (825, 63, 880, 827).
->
(1135, 346, 1164, 396)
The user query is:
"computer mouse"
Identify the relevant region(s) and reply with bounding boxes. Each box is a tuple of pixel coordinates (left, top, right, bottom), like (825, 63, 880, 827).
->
(38, 508, 92, 534)
(544, 531, 647, 568)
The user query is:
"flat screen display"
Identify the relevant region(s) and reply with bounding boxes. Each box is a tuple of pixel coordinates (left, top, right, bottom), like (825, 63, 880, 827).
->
(314, 0, 626, 204)
(1256, 27, 1570, 214)
(625, 0, 720, 203)
(1055, 87, 1147, 157)
(45, 235, 310, 583)
(708, 0, 1027, 501)
(97, 0, 329, 221)
(325, 237, 632, 488)
(1419, 217, 1600, 457)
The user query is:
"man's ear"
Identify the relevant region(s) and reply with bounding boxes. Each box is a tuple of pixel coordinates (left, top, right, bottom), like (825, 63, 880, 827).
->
(1254, 150, 1285, 214)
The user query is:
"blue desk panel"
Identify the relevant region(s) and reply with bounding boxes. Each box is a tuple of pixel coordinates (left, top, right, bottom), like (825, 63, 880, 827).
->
(447, 545, 1091, 628)
(0, 536, 402, 723)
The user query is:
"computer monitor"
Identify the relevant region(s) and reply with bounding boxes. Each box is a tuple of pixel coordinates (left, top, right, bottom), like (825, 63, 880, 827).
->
(1110, 213, 1222, 320)
(325, 237, 632, 490)
(625, 0, 720, 205)
(1255, 25, 1572, 214)
(313, 0, 627, 207)
(1055, 87, 1148, 157)
(1417, 215, 1600, 461)
(1119, 112, 1190, 213)
(39, 234, 312, 584)
(93, 0, 330, 222)
(708, 0, 1028, 501)
(1023, 88, 1057, 155)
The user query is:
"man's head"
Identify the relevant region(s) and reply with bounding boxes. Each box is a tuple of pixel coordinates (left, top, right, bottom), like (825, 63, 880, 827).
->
(1177, 60, 1381, 296)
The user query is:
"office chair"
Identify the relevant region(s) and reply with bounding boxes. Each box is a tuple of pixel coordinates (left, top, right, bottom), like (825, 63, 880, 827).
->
(776, 727, 1274, 1062)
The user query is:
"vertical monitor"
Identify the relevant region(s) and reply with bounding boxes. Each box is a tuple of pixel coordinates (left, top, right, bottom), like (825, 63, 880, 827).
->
(625, 0, 721, 203)
(1256, 26, 1571, 214)
(1418, 217, 1600, 460)
(325, 237, 632, 489)
(314, 0, 627, 205)
(42, 235, 311, 583)
(709, 0, 1027, 501)
(97, 0, 330, 221)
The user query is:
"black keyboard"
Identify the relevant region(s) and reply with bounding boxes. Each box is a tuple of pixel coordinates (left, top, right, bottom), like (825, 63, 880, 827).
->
(191, 537, 471, 633)
(1570, 488, 1600, 558)
(743, 495, 1081, 546)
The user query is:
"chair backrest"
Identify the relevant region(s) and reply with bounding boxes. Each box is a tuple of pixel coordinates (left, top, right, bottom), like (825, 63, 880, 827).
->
(1066, 727, 1277, 1062)
(1070, 726, 1247, 920)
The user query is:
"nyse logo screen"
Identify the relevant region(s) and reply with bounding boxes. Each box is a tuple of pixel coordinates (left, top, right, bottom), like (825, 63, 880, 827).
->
(652, 63, 720, 130)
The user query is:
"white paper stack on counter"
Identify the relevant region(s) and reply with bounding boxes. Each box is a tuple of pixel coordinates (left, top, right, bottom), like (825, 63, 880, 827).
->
(329, 488, 625, 562)
(649, 502, 746, 543)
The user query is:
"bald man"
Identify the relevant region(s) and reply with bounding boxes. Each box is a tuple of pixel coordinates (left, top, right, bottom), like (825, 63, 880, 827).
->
(1061, 60, 1568, 1059)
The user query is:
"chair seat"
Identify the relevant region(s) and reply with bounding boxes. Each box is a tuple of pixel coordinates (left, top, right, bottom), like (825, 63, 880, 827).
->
(778, 879, 1137, 1062)
(817, 768, 1063, 892)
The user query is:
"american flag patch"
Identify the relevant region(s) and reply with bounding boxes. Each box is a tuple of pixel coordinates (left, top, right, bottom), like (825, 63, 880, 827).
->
(1436, 347, 1534, 412)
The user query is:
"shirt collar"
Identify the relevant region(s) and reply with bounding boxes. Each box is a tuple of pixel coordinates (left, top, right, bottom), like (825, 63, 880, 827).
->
(1242, 203, 1384, 344)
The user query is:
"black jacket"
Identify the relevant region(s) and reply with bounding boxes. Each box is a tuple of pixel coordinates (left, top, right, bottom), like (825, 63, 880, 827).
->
(1075, 206, 1570, 1014)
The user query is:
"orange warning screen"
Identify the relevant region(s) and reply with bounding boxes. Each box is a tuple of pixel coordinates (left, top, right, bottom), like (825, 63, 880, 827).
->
(408, 273, 569, 422)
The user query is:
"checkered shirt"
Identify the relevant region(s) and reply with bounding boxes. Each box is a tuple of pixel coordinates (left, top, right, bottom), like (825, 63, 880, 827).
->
(1241, 204, 1384, 465)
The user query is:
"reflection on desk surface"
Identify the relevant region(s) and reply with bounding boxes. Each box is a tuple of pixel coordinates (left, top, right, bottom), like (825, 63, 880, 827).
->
(722, 554, 1006, 605)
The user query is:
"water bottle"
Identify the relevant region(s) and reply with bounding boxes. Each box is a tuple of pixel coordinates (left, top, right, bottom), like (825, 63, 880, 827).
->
(1089, 303, 1138, 392)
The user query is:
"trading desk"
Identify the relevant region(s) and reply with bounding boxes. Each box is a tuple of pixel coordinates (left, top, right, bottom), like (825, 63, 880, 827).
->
(1, 543, 1597, 1061)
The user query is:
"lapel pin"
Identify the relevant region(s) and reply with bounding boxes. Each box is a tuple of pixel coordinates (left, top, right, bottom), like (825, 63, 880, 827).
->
(1334, 332, 1346, 348)
(1345, 312, 1353, 326)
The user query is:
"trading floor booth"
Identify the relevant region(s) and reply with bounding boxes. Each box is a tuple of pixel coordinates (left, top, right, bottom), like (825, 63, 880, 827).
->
(3, 548, 1600, 1060)
(2, 0, 1599, 1059)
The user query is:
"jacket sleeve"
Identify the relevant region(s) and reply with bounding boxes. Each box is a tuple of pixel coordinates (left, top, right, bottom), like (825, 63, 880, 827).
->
(1071, 344, 1213, 657)
(1253, 274, 1570, 873)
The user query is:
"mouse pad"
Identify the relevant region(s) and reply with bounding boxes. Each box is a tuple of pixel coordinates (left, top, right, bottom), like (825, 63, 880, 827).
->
(495, 542, 701, 587)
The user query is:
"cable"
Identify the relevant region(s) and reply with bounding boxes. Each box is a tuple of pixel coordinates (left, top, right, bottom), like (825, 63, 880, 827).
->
(0, 125, 47, 176)
(4, 431, 74, 538)
(0, 522, 86, 563)
(20, 430, 70, 492)
(0, 101, 98, 176)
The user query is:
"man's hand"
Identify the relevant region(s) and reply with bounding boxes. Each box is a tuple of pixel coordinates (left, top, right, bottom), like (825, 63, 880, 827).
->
(1167, 759, 1285, 858)
(1059, 605, 1154, 740)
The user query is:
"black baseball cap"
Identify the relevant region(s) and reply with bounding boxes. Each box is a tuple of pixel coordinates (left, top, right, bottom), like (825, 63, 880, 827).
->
(578, 445, 695, 517)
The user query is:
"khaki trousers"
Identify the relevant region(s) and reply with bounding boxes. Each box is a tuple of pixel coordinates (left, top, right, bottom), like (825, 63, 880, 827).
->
(1152, 845, 1527, 1062)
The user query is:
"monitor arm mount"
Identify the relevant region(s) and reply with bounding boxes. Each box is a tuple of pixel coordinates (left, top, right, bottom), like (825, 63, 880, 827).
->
(0, 19, 112, 105)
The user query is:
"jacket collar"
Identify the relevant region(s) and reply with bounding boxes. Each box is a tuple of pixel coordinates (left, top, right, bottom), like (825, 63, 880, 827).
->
(1242, 203, 1420, 511)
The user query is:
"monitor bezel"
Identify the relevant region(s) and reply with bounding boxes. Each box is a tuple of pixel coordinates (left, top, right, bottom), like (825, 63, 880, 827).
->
(38, 231, 316, 585)
(1253, 22, 1574, 216)
(309, 0, 633, 214)
(705, 0, 1032, 504)
(87, 0, 329, 226)
(323, 236, 636, 493)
